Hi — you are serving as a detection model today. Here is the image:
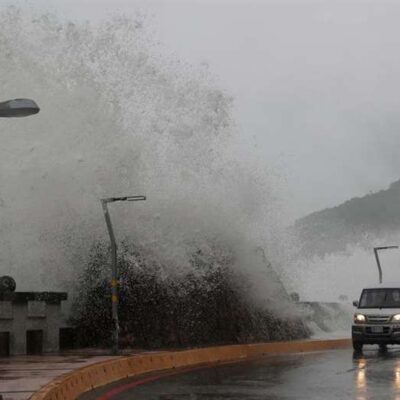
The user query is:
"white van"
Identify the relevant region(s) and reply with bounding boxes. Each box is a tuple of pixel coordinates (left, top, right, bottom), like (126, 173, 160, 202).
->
(352, 283, 400, 352)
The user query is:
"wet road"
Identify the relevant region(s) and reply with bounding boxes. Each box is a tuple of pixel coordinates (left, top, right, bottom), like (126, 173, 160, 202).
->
(82, 347, 400, 400)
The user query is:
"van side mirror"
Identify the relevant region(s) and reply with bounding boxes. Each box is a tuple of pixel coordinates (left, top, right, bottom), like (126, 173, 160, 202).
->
(353, 300, 359, 307)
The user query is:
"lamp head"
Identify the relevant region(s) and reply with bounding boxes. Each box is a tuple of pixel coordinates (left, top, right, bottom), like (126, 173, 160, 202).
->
(0, 99, 40, 118)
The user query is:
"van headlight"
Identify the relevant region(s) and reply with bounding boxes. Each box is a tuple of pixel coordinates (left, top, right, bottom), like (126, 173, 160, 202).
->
(392, 314, 400, 322)
(354, 314, 366, 323)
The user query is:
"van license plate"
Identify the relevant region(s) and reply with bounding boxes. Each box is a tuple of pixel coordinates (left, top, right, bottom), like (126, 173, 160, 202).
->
(371, 326, 384, 333)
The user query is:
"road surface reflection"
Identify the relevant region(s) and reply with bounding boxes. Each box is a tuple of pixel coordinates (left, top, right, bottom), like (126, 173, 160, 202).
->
(354, 348, 400, 399)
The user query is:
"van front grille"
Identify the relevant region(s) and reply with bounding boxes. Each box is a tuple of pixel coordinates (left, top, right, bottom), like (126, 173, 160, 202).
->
(367, 315, 390, 324)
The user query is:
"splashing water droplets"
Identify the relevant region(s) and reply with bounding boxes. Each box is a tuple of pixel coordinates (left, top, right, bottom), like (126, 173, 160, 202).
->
(0, 7, 289, 320)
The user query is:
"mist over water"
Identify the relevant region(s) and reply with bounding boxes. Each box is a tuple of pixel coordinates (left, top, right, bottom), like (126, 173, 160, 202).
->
(286, 230, 400, 303)
(0, 7, 292, 312)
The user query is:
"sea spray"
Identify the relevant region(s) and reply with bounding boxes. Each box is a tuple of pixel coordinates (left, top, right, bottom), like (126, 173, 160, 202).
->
(0, 6, 295, 324)
(71, 242, 309, 348)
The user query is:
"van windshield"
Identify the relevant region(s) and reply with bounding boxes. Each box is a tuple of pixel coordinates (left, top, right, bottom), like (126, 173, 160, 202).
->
(359, 288, 400, 308)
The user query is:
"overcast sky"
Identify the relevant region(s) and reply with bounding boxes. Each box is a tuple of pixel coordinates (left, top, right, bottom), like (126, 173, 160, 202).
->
(6, 0, 400, 221)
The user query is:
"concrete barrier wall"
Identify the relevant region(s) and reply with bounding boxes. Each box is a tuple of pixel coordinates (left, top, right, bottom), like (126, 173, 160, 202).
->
(30, 338, 351, 400)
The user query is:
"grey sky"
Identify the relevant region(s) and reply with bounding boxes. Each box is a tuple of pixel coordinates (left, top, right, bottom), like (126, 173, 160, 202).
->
(7, 0, 400, 221)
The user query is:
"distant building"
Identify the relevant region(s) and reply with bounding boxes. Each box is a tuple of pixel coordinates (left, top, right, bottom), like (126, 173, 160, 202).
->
(0, 284, 68, 356)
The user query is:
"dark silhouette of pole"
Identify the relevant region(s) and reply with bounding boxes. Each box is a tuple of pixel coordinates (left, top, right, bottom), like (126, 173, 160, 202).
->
(101, 196, 146, 355)
(374, 246, 399, 284)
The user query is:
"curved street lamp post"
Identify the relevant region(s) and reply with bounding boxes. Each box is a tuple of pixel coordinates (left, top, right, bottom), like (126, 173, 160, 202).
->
(101, 196, 146, 355)
(374, 246, 399, 284)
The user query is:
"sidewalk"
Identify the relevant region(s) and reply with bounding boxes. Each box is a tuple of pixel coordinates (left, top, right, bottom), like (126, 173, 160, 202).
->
(0, 351, 127, 400)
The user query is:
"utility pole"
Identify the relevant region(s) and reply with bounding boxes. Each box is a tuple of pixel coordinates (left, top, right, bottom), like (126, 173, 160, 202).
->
(101, 196, 146, 355)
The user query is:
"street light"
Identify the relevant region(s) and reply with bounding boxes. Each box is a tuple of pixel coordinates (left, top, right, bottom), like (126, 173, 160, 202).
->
(0, 99, 40, 117)
(374, 246, 399, 284)
(101, 195, 146, 355)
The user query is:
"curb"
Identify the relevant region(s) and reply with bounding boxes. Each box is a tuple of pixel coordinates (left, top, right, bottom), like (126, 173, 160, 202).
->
(29, 338, 351, 400)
